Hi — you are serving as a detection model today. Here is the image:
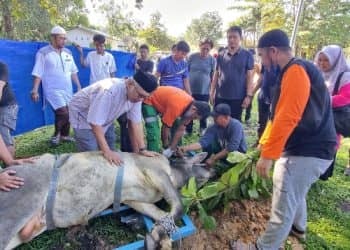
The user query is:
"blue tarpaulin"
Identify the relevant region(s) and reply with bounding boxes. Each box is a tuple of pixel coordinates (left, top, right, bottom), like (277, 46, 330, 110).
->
(0, 39, 136, 135)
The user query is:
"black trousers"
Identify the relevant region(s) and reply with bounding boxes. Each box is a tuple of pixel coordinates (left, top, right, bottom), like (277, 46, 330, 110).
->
(215, 97, 244, 121)
(117, 113, 132, 152)
(186, 94, 209, 133)
(257, 98, 270, 139)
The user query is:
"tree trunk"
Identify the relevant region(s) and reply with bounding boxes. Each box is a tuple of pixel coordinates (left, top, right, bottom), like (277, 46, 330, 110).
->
(1, 0, 14, 39)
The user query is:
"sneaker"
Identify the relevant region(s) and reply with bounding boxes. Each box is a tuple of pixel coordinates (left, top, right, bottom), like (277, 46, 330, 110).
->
(290, 225, 306, 241)
(199, 128, 206, 136)
(50, 136, 60, 146)
(61, 136, 75, 143)
(344, 167, 350, 176)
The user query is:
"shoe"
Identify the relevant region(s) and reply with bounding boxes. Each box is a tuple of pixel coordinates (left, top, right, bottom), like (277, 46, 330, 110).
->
(61, 136, 75, 142)
(199, 128, 206, 136)
(344, 167, 350, 176)
(50, 136, 60, 146)
(290, 225, 306, 241)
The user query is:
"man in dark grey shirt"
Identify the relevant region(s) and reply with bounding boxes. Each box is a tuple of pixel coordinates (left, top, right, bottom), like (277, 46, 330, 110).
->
(178, 103, 247, 168)
(135, 44, 154, 73)
(210, 26, 254, 121)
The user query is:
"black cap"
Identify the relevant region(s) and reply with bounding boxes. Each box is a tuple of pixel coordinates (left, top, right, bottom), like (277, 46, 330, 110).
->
(211, 103, 231, 117)
(258, 29, 290, 48)
(193, 101, 211, 120)
(133, 71, 158, 93)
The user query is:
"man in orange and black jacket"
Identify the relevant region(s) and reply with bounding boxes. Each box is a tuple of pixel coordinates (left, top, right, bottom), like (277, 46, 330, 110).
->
(255, 30, 337, 249)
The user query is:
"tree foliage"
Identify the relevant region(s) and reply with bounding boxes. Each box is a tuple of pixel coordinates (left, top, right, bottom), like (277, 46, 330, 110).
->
(138, 11, 176, 51)
(0, 0, 89, 41)
(229, 0, 350, 57)
(184, 11, 223, 48)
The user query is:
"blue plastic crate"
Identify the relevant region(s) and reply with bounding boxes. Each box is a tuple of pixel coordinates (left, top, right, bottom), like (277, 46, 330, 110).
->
(96, 205, 196, 250)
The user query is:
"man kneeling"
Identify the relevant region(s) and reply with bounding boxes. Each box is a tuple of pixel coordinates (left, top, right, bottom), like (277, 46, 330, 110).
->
(178, 104, 247, 168)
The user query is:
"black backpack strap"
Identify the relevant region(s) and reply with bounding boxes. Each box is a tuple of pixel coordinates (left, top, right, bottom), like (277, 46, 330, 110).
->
(332, 72, 346, 96)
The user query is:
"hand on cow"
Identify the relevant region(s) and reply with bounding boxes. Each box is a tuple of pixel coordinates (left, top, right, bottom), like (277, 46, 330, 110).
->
(256, 156, 273, 179)
(0, 170, 24, 192)
(139, 149, 160, 157)
(103, 150, 124, 166)
(205, 156, 216, 168)
(6, 157, 36, 166)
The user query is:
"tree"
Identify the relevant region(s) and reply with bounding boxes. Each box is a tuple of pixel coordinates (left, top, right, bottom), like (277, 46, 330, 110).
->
(99, 0, 142, 51)
(0, 0, 90, 41)
(138, 11, 175, 51)
(184, 11, 223, 48)
(229, 0, 286, 47)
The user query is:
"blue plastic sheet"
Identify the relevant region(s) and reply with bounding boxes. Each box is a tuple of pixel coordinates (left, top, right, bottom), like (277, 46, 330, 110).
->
(0, 39, 136, 135)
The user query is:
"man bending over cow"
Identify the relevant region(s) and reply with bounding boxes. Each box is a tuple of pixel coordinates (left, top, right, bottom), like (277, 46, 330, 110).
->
(177, 104, 247, 168)
(142, 86, 211, 156)
(68, 71, 159, 165)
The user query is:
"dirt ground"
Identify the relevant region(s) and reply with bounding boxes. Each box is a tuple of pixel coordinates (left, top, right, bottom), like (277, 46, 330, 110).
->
(181, 199, 304, 250)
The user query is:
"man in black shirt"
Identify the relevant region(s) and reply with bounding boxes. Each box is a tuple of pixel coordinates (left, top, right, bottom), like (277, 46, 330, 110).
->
(135, 44, 154, 73)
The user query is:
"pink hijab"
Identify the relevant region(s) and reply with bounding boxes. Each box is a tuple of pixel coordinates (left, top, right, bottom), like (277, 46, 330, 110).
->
(315, 45, 350, 94)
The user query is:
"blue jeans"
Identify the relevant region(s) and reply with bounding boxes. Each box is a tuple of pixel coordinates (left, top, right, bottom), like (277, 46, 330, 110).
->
(74, 125, 116, 152)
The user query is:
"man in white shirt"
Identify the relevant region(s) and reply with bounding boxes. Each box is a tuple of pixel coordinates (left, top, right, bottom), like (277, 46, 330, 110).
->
(68, 71, 159, 165)
(76, 34, 117, 85)
(31, 25, 81, 146)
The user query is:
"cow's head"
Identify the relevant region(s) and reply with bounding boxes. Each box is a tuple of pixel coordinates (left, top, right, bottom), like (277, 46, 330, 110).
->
(169, 152, 214, 188)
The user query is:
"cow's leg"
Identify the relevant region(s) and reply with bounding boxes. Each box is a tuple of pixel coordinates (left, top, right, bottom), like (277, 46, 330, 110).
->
(124, 201, 167, 221)
(19, 207, 46, 242)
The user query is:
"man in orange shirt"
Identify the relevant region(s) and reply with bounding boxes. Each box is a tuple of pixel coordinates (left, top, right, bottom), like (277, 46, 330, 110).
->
(143, 86, 210, 155)
(246, 30, 336, 249)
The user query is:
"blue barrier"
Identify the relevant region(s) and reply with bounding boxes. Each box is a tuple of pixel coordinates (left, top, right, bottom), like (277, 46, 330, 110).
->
(0, 39, 136, 135)
(96, 206, 196, 250)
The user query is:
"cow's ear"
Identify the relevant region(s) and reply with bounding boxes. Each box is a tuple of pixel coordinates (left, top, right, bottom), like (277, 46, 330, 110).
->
(190, 152, 207, 164)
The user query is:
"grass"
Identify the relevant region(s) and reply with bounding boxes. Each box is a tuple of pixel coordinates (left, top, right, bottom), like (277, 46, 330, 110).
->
(11, 98, 350, 249)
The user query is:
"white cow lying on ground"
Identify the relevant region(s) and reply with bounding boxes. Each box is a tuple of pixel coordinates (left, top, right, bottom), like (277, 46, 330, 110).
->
(0, 151, 209, 250)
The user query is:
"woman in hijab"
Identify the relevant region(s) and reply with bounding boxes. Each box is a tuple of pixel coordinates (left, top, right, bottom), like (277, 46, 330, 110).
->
(316, 45, 350, 176)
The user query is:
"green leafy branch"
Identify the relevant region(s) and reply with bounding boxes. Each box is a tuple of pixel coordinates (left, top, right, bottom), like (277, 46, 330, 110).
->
(181, 150, 272, 230)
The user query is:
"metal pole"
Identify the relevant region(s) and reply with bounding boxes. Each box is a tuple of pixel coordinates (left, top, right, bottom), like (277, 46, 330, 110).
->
(290, 0, 305, 50)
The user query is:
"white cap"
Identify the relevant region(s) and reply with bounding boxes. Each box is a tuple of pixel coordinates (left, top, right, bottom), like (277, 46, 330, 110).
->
(50, 25, 66, 35)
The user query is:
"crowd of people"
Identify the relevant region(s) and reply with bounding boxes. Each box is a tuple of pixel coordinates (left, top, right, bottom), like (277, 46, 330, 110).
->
(0, 24, 349, 249)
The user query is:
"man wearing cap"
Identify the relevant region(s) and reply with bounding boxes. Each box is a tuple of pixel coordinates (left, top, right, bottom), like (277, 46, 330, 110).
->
(31, 25, 82, 146)
(177, 103, 247, 168)
(68, 71, 159, 165)
(235, 30, 336, 249)
(142, 86, 211, 156)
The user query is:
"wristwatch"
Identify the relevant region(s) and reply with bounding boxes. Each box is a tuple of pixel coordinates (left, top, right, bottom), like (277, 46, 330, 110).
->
(139, 147, 146, 152)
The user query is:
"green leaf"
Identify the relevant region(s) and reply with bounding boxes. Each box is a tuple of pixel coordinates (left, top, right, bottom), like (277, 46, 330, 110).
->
(197, 182, 224, 200)
(251, 164, 258, 185)
(227, 151, 248, 164)
(181, 197, 193, 213)
(248, 188, 259, 199)
(204, 194, 223, 211)
(197, 203, 216, 230)
(181, 177, 197, 197)
(229, 162, 248, 186)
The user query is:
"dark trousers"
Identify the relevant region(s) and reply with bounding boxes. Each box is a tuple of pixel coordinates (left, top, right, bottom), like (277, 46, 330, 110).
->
(117, 113, 132, 152)
(258, 98, 270, 139)
(54, 106, 70, 137)
(215, 97, 244, 121)
(245, 103, 252, 122)
(186, 94, 209, 133)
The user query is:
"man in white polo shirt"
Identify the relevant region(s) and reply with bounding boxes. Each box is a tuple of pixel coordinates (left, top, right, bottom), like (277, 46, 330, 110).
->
(68, 70, 159, 165)
(31, 25, 82, 146)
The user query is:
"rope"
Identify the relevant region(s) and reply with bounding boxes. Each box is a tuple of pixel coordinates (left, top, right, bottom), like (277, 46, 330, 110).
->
(156, 214, 178, 235)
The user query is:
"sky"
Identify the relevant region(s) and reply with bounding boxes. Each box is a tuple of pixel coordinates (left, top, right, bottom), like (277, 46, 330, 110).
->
(85, 0, 241, 38)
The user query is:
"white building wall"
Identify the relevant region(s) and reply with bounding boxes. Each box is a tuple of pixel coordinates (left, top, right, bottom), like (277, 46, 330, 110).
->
(66, 29, 94, 48)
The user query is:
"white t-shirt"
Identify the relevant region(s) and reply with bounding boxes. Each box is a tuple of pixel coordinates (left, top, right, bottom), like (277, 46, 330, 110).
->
(85, 51, 117, 84)
(68, 78, 141, 131)
(32, 45, 78, 109)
